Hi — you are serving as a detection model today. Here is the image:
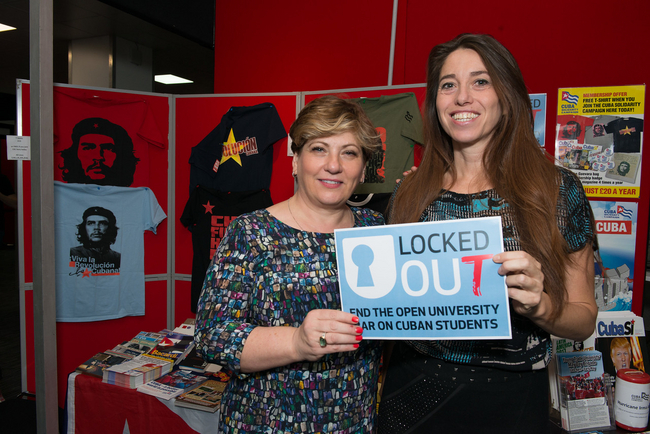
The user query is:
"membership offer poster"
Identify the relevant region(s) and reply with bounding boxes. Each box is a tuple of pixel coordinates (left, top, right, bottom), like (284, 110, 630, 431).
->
(555, 85, 645, 198)
(334, 217, 511, 340)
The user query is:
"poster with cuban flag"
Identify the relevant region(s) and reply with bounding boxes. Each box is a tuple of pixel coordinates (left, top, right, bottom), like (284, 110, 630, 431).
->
(590, 201, 638, 312)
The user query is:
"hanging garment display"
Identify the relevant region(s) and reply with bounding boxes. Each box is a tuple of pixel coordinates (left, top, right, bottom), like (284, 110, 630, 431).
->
(180, 186, 273, 312)
(54, 181, 166, 322)
(350, 92, 424, 195)
(53, 88, 167, 187)
(188, 103, 287, 194)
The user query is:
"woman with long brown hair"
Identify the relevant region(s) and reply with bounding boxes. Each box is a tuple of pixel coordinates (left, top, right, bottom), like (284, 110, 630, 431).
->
(379, 34, 598, 433)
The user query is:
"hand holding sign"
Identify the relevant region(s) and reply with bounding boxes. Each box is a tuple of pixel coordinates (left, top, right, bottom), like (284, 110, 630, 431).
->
(493, 251, 545, 317)
(292, 309, 363, 361)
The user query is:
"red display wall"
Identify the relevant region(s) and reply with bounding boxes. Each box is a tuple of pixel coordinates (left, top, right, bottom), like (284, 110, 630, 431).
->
(213, 0, 395, 94)
(19, 82, 171, 406)
(173, 93, 299, 324)
(19, 87, 302, 406)
(18, 0, 650, 409)
(213, 0, 650, 314)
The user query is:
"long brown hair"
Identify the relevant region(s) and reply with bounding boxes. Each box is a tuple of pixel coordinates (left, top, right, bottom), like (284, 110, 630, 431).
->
(390, 33, 582, 319)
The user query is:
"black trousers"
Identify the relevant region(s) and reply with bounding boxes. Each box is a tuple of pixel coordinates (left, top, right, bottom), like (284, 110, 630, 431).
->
(378, 343, 549, 434)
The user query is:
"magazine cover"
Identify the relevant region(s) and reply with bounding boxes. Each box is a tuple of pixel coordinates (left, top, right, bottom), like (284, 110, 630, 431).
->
(176, 347, 223, 374)
(596, 336, 648, 380)
(127, 331, 166, 353)
(105, 343, 145, 359)
(148, 332, 195, 365)
(137, 369, 208, 400)
(590, 201, 637, 311)
(174, 370, 231, 412)
(555, 350, 611, 431)
(76, 352, 127, 378)
(548, 333, 596, 414)
(174, 379, 227, 412)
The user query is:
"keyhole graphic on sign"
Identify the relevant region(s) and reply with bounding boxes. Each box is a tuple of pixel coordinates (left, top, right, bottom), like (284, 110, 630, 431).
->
(351, 244, 374, 287)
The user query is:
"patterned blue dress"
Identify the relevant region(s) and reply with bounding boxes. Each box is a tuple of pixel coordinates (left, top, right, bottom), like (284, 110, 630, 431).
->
(195, 207, 384, 434)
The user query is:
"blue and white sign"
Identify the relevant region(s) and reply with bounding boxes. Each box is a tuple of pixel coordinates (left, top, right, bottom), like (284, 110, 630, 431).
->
(334, 217, 511, 340)
(530, 93, 547, 146)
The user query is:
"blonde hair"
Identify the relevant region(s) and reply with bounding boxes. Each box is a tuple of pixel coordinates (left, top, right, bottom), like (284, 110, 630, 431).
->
(290, 95, 381, 160)
(610, 337, 631, 358)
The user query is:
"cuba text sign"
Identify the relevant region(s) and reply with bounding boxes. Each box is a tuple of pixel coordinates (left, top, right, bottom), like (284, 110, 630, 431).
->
(334, 217, 511, 340)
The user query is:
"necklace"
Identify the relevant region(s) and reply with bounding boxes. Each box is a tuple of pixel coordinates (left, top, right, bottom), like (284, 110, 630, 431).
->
(287, 197, 355, 232)
(287, 197, 305, 231)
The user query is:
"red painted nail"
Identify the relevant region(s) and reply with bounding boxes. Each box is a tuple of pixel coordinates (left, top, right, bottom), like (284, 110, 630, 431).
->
(356, 335, 363, 341)
(353, 344, 359, 349)
(352, 316, 359, 323)
(356, 327, 363, 334)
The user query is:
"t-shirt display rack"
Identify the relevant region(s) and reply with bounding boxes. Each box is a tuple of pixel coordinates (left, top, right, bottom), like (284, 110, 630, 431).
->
(15, 81, 649, 415)
(15, 81, 428, 408)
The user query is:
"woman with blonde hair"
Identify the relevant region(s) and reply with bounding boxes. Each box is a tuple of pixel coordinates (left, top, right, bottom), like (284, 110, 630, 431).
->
(195, 95, 384, 433)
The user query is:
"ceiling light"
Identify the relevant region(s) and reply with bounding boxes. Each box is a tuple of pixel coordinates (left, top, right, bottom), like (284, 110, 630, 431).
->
(0, 24, 17, 32)
(154, 74, 193, 85)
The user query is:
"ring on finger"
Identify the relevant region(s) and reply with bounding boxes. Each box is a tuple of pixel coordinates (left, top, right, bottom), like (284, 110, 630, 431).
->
(319, 333, 327, 348)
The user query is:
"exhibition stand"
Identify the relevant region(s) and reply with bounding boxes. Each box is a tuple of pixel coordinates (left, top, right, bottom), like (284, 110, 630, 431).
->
(14, 80, 649, 434)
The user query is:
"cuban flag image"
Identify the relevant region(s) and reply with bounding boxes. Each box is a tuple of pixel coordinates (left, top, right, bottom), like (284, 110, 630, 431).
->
(617, 205, 633, 219)
(562, 91, 579, 105)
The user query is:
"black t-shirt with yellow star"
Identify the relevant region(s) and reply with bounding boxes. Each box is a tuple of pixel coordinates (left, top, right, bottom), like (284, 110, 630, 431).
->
(188, 103, 286, 195)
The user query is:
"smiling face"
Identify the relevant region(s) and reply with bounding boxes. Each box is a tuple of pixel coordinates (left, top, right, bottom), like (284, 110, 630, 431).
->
(436, 48, 503, 151)
(292, 132, 365, 210)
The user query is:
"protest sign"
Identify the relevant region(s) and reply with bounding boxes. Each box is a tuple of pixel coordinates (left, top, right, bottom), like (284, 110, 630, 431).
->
(334, 216, 511, 340)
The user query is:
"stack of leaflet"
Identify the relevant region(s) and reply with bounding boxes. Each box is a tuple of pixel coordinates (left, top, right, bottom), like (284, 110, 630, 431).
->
(136, 369, 208, 400)
(102, 354, 173, 389)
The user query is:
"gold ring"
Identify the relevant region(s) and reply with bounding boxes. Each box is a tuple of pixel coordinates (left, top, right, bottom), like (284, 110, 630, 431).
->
(319, 333, 327, 348)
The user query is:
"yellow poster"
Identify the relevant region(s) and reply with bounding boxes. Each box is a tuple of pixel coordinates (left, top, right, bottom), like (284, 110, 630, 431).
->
(555, 85, 645, 198)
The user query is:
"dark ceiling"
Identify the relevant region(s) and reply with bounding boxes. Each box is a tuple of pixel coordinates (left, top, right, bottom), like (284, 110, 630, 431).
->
(0, 0, 215, 122)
